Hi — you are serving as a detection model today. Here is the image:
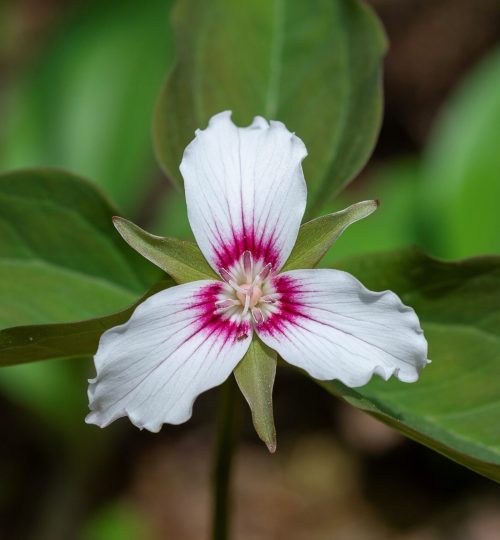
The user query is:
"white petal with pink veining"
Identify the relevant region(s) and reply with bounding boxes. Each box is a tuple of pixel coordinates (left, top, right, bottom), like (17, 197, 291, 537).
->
(86, 281, 252, 431)
(256, 269, 429, 387)
(180, 111, 307, 274)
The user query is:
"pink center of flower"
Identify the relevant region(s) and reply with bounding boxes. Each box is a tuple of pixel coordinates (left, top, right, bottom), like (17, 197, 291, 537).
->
(215, 250, 280, 324)
(236, 283, 262, 308)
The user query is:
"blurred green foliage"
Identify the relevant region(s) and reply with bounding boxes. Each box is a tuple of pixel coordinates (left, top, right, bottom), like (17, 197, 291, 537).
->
(0, 0, 174, 213)
(421, 46, 500, 259)
(0, 357, 86, 434)
(315, 45, 500, 265)
(320, 158, 423, 264)
(82, 502, 148, 540)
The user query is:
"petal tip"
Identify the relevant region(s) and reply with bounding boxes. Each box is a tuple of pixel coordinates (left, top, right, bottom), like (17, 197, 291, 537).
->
(85, 411, 104, 428)
(250, 115, 269, 129)
(208, 110, 233, 126)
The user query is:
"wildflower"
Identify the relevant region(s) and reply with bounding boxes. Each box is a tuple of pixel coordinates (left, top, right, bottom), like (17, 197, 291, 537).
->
(86, 111, 428, 432)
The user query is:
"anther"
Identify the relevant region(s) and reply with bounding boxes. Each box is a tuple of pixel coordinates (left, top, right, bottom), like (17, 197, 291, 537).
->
(251, 307, 264, 324)
(215, 299, 237, 309)
(257, 263, 272, 282)
(219, 268, 234, 284)
(242, 250, 253, 280)
(220, 268, 247, 294)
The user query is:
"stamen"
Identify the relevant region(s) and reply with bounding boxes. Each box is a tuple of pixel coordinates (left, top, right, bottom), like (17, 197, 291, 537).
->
(215, 304, 237, 315)
(257, 263, 272, 282)
(219, 268, 234, 284)
(241, 292, 251, 316)
(215, 299, 237, 309)
(251, 307, 264, 324)
(229, 280, 247, 294)
(217, 253, 275, 324)
(261, 295, 278, 304)
(220, 268, 248, 294)
(242, 250, 253, 280)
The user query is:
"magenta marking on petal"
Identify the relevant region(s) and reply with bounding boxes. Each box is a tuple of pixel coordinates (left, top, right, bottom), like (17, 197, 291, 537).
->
(213, 224, 281, 271)
(256, 275, 308, 336)
(190, 283, 251, 344)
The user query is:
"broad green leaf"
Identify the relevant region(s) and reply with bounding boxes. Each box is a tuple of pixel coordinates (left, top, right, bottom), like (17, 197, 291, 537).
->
(0, 280, 172, 367)
(282, 200, 379, 271)
(113, 217, 217, 283)
(320, 247, 500, 482)
(0, 168, 163, 434)
(234, 337, 277, 453)
(0, 168, 161, 340)
(153, 0, 386, 210)
(1, 0, 174, 212)
(421, 45, 500, 258)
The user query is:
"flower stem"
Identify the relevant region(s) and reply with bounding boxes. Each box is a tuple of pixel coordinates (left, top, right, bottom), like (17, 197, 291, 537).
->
(212, 377, 241, 540)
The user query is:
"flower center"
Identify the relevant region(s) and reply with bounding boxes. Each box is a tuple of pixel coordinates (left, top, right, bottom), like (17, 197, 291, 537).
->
(236, 283, 262, 308)
(215, 250, 280, 325)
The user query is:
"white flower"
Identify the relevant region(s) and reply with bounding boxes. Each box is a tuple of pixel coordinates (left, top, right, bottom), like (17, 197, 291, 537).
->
(86, 111, 429, 432)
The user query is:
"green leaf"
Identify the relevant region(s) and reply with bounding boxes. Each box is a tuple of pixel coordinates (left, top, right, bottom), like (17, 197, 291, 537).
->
(0, 280, 172, 367)
(153, 0, 386, 210)
(234, 337, 277, 452)
(0, 168, 162, 359)
(421, 45, 500, 258)
(1, 0, 174, 213)
(113, 217, 217, 283)
(282, 200, 379, 271)
(320, 247, 500, 482)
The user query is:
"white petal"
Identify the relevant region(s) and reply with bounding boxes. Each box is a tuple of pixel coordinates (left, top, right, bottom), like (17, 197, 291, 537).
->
(86, 281, 252, 431)
(256, 269, 429, 387)
(180, 111, 307, 274)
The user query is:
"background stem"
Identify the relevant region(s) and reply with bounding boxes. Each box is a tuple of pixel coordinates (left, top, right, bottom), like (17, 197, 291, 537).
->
(211, 377, 241, 540)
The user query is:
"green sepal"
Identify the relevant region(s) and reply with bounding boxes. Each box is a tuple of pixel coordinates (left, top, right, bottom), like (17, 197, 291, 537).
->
(234, 337, 277, 453)
(0, 279, 174, 366)
(283, 200, 379, 271)
(113, 216, 218, 284)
